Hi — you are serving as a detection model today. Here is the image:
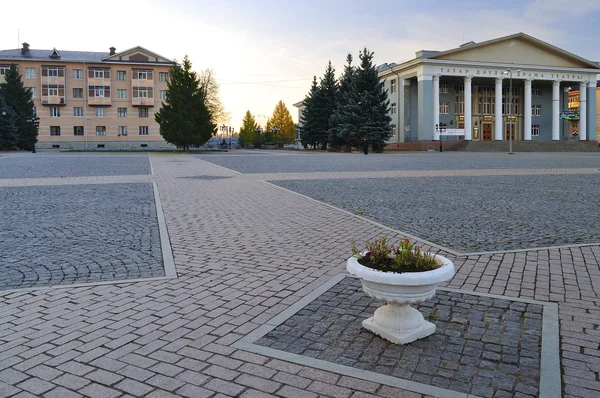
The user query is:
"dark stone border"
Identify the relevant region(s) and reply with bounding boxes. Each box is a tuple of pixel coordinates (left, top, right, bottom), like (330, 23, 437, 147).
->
(233, 274, 560, 398)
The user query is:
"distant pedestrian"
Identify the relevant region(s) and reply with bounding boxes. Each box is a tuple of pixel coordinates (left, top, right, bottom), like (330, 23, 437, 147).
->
(363, 138, 368, 155)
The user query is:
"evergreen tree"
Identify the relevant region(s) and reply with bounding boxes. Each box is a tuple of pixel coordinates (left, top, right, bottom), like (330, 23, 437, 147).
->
(329, 54, 357, 149)
(0, 64, 39, 151)
(155, 56, 215, 150)
(267, 101, 295, 146)
(299, 76, 320, 149)
(0, 93, 18, 150)
(314, 61, 338, 149)
(329, 49, 392, 151)
(238, 110, 258, 148)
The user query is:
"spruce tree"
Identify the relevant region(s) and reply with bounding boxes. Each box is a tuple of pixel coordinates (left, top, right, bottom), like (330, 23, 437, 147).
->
(0, 64, 39, 151)
(155, 56, 215, 150)
(238, 110, 258, 148)
(329, 54, 358, 149)
(299, 76, 320, 149)
(329, 49, 392, 151)
(314, 61, 338, 149)
(0, 93, 18, 150)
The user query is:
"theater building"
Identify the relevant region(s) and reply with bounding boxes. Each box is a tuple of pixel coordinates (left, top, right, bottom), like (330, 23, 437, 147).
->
(0, 43, 173, 149)
(379, 33, 600, 146)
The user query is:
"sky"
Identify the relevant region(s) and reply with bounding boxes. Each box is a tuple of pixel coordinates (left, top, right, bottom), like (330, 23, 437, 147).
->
(1, 0, 600, 131)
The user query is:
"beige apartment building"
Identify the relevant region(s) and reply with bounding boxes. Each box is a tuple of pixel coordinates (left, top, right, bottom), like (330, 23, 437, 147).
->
(0, 43, 173, 149)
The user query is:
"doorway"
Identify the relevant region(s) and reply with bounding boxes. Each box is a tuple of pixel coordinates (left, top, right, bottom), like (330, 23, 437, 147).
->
(505, 123, 516, 141)
(482, 123, 492, 141)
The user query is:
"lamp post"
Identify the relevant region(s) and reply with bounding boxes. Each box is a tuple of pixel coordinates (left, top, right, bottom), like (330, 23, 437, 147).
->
(229, 126, 233, 149)
(504, 68, 520, 154)
(272, 126, 280, 145)
(255, 126, 262, 149)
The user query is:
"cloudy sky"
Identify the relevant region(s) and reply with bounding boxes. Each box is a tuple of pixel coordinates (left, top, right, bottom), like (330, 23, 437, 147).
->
(1, 0, 599, 130)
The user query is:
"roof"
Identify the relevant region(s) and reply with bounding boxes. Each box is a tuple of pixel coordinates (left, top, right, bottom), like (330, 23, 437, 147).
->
(0, 49, 108, 63)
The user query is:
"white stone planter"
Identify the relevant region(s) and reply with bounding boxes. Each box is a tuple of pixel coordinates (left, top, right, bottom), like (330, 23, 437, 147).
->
(346, 254, 455, 345)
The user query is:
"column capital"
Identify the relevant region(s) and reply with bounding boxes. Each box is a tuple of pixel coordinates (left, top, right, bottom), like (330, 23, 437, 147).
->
(524, 78, 533, 84)
(587, 81, 595, 88)
(495, 77, 504, 83)
(464, 76, 473, 83)
(553, 80, 561, 86)
(432, 74, 441, 81)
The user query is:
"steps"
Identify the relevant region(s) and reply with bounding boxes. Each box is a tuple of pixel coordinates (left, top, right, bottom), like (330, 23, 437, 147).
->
(461, 140, 600, 152)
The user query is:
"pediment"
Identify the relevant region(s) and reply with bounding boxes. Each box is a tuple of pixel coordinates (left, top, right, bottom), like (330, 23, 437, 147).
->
(430, 34, 600, 70)
(103, 46, 172, 64)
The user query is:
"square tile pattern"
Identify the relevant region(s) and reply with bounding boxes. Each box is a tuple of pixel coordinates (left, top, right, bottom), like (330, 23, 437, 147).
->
(256, 278, 542, 398)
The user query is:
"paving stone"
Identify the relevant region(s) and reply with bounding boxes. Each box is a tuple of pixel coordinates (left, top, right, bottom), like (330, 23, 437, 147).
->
(44, 386, 84, 398)
(113, 378, 155, 397)
(16, 378, 55, 395)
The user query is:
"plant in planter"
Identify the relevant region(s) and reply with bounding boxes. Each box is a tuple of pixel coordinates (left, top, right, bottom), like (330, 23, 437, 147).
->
(347, 237, 455, 345)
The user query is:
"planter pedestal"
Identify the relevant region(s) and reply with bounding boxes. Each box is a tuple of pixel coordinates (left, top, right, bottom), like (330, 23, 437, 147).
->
(362, 303, 435, 345)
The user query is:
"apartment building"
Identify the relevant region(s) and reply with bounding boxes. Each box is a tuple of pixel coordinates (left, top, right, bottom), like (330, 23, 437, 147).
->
(0, 43, 173, 149)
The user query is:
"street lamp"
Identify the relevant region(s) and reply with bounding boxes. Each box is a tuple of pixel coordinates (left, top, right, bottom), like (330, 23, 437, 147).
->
(229, 126, 234, 149)
(503, 68, 520, 154)
(255, 126, 262, 149)
(272, 126, 280, 145)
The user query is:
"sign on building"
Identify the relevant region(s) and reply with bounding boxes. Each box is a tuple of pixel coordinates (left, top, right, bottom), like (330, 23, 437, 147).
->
(560, 110, 580, 120)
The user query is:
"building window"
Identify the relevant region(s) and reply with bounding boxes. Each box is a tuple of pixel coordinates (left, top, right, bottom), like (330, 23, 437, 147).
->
(159, 72, 168, 82)
(28, 87, 36, 98)
(50, 126, 61, 136)
(73, 107, 84, 117)
(117, 108, 127, 117)
(73, 69, 82, 80)
(50, 107, 60, 117)
(96, 126, 106, 136)
(532, 125, 540, 136)
(440, 82, 449, 93)
(74, 126, 84, 136)
(390, 79, 396, 94)
(455, 84, 464, 94)
(0, 67, 9, 77)
(455, 96, 465, 114)
(117, 89, 127, 99)
(96, 108, 105, 118)
(390, 103, 396, 115)
(478, 97, 495, 115)
(119, 126, 128, 136)
(132, 87, 152, 98)
(139, 108, 149, 118)
(88, 69, 109, 79)
(135, 70, 154, 80)
(73, 88, 83, 98)
(42, 67, 64, 77)
(159, 90, 167, 100)
(117, 71, 126, 80)
(48, 86, 60, 96)
(25, 68, 36, 79)
(440, 101, 449, 115)
(532, 105, 542, 116)
(532, 87, 541, 97)
(391, 124, 396, 136)
(503, 98, 520, 115)
(139, 126, 149, 136)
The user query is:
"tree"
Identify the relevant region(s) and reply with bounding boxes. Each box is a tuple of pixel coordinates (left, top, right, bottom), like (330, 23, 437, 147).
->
(0, 93, 18, 150)
(299, 76, 321, 149)
(314, 61, 338, 149)
(198, 69, 227, 127)
(238, 110, 258, 148)
(329, 54, 357, 149)
(329, 49, 392, 151)
(155, 56, 215, 151)
(0, 64, 39, 151)
(267, 101, 295, 146)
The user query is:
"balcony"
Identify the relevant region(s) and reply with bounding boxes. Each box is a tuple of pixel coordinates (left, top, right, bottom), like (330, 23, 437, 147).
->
(41, 76, 66, 86)
(132, 97, 154, 107)
(88, 77, 110, 86)
(41, 96, 66, 105)
(88, 97, 111, 106)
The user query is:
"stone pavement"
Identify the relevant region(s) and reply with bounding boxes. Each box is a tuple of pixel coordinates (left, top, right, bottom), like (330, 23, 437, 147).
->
(0, 151, 599, 397)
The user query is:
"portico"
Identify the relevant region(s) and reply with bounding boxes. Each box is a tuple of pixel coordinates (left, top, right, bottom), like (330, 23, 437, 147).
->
(380, 33, 600, 144)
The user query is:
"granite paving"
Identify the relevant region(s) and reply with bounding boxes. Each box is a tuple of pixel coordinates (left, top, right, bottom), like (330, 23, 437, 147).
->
(197, 151, 600, 174)
(0, 150, 599, 398)
(0, 153, 151, 179)
(0, 183, 164, 290)
(271, 174, 600, 253)
(256, 277, 543, 398)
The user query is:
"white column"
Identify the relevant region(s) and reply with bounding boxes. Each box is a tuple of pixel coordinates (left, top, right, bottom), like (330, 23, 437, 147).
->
(433, 75, 440, 140)
(464, 76, 472, 140)
(552, 81, 560, 141)
(524, 79, 532, 140)
(580, 82, 587, 141)
(494, 78, 503, 140)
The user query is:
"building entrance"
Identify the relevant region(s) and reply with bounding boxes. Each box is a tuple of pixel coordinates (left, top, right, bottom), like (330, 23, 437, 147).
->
(505, 123, 516, 141)
(482, 123, 492, 141)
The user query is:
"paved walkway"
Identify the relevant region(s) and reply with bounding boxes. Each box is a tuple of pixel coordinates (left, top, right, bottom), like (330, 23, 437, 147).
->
(0, 153, 599, 397)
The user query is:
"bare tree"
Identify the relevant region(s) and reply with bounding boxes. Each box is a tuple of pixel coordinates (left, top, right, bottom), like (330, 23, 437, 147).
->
(198, 69, 228, 126)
